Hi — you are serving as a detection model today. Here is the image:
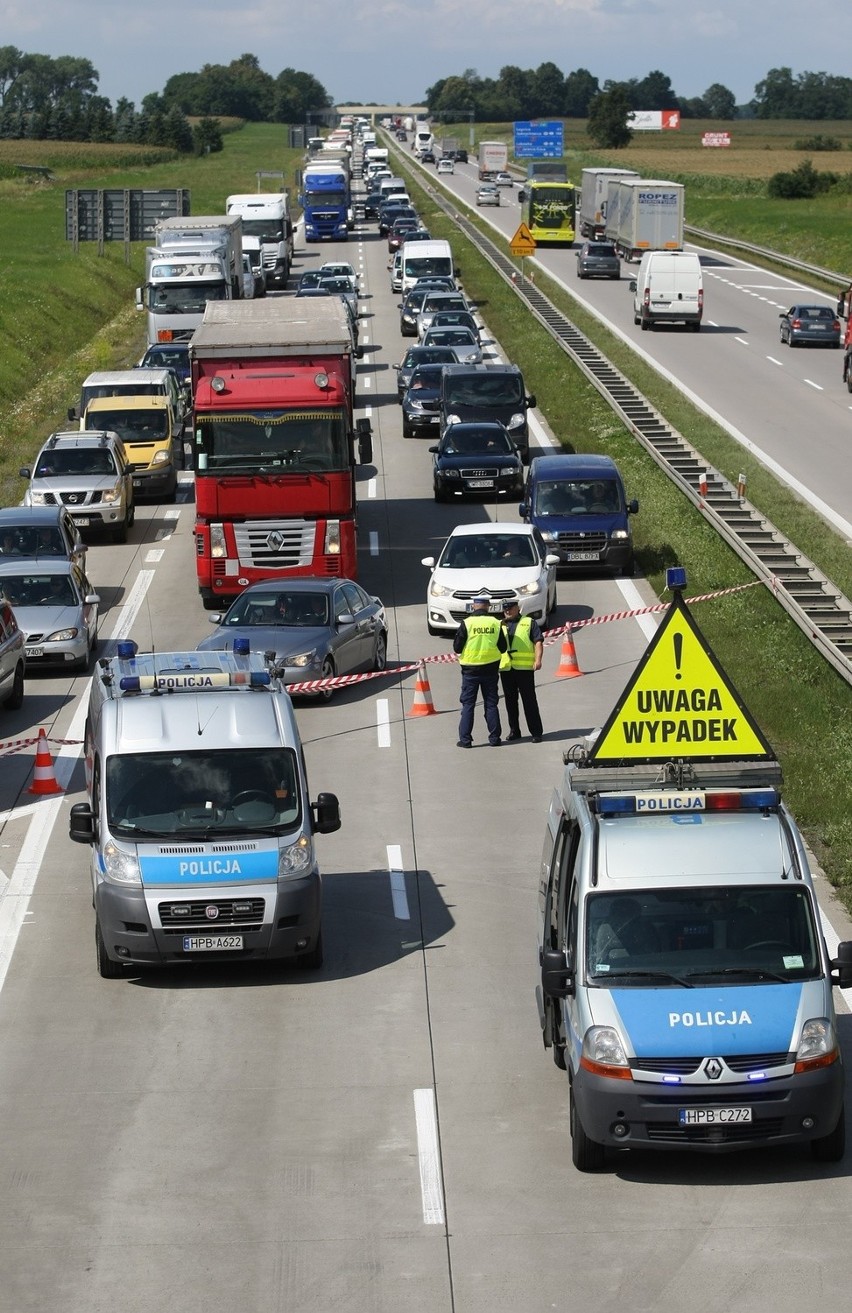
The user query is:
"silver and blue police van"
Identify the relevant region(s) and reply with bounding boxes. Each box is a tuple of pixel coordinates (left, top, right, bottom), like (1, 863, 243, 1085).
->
(537, 752, 852, 1170)
(70, 641, 340, 977)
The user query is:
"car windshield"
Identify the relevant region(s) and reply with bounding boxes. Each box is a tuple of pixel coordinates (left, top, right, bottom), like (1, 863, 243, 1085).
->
(424, 330, 477, 347)
(105, 748, 301, 838)
(441, 534, 537, 568)
(0, 573, 76, 607)
(222, 591, 329, 627)
(442, 428, 514, 455)
(585, 886, 821, 985)
(35, 449, 118, 477)
(0, 526, 65, 556)
(534, 479, 619, 515)
(409, 367, 445, 390)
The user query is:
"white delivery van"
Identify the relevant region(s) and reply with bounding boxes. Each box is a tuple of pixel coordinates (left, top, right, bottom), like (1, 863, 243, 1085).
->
(630, 250, 703, 331)
(536, 586, 851, 1171)
(69, 642, 341, 977)
(401, 239, 455, 294)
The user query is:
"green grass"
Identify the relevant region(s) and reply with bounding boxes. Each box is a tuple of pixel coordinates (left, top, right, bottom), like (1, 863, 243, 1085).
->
(396, 154, 852, 904)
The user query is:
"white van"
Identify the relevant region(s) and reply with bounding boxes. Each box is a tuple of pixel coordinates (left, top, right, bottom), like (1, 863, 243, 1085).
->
(630, 250, 703, 331)
(69, 642, 341, 976)
(401, 239, 454, 294)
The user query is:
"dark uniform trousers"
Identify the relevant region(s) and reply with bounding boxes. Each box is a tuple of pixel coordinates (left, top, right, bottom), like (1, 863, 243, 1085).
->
(500, 668, 543, 738)
(459, 662, 502, 745)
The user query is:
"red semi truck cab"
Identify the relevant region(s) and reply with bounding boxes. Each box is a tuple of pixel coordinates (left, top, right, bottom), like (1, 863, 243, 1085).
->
(190, 299, 371, 609)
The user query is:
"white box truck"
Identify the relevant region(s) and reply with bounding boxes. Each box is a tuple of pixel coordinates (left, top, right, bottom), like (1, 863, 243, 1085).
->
(579, 168, 639, 240)
(605, 179, 684, 262)
(478, 140, 508, 180)
(226, 193, 293, 289)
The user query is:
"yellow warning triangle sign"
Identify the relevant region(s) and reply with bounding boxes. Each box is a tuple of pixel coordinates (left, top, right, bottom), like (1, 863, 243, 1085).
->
(510, 222, 536, 255)
(588, 593, 774, 765)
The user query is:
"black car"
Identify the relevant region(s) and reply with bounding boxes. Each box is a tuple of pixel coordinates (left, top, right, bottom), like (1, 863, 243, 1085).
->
(420, 150, 436, 164)
(454, 149, 469, 164)
(401, 364, 446, 438)
(575, 242, 621, 280)
(395, 346, 460, 400)
(363, 191, 383, 218)
(430, 422, 524, 502)
(399, 281, 457, 336)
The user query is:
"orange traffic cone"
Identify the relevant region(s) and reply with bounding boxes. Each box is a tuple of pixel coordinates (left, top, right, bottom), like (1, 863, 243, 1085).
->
(408, 662, 437, 717)
(556, 628, 583, 679)
(28, 728, 63, 795)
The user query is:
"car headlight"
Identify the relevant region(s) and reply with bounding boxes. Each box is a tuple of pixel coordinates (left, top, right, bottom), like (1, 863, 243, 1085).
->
(287, 649, 318, 668)
(429, 581, 453, 598)
(151, 449, 170, 466)
(407, 399, 425, 412)
(29, 491, 47, 505)
(611, 528, 629, 540)
(46, 628, 79, 642)
(443, 468, 460, 479)
(795, 1017, 839, 1071)
(506, 412, 525, 430)
(445, 414, 460, 425)
(462, 352, 479, 362)
(581, 1025, 631, 1077)
(101, 484, 122, 505)
(103, 839, 142, 886)
(279, 836, 314, 877)
(517, 579, 543, 597)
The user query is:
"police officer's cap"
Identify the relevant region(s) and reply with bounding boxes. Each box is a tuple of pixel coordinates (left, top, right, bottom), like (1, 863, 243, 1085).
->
(502, 598, 520, 612)
(472, 592, 491, 605)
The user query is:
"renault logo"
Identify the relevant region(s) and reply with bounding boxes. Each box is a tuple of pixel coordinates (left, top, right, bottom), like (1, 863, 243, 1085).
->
(266, 531, 285, 552)
(704, 1058, 723, 1081)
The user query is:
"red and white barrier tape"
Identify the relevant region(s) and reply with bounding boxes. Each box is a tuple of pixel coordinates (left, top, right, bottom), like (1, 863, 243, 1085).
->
(0, 735, 83, 759)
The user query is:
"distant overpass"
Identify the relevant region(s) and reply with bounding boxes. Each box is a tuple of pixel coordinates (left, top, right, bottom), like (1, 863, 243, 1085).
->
(335, 105, 428, 123)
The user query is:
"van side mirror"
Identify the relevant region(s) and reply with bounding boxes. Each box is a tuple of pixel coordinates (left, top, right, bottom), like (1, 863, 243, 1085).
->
(541, 947, 575, 999)
(135, 288, 144, 310)
(312, 791, 341, 834)
(518, 502, 529, 518)
(68, 406, 79, 422)
(357, 418, 373, 465)
(628, 498, 639, 515)
(628, 279, 637, 293)
(832, 941, 852, 988)
(69, 802, 97, 845)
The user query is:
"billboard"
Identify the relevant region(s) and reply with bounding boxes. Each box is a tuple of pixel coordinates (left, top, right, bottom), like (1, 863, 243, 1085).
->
(65, 189, 191, 244)
(513, 120, 564, 158)
(702, 132, 731, 147)
(627, 110, 681, 131)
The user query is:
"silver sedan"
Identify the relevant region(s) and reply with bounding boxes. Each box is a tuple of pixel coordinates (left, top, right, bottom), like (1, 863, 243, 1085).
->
(0, 560, 99, 672)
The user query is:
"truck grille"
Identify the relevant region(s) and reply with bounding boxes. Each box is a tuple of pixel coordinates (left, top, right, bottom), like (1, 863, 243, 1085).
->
(232, 520, 317, 569)
(159, 898, 266, 930)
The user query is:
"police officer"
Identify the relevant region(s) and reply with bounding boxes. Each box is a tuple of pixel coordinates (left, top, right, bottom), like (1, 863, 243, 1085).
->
(499, 599, 544, 742)
(453, 592, 507, 748)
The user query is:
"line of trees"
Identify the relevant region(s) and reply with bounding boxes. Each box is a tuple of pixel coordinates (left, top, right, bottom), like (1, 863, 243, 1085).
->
(425, 65, 852, 123)
(0, 48, 332, 149)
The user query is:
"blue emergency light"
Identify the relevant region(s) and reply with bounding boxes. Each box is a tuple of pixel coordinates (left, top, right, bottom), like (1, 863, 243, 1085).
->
(666, 566, 687, 591)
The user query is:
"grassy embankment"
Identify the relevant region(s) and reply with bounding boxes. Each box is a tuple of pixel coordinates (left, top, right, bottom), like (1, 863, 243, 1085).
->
(1, 119, 852, 906)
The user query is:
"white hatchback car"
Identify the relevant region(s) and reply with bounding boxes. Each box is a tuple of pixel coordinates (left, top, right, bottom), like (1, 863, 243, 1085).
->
(421, 522, 558, 636)
(437, 158, 455, 174)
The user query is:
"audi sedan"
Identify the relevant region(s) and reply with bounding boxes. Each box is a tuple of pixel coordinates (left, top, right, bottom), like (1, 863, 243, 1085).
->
(430, 422, 523, 501)
(779, 304, 841, 348)
(197, 577, 387, 699)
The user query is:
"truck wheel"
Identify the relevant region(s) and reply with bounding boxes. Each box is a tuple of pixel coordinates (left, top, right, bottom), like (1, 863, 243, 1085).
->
(3, 661, 24, 710)
(570, 1087, 606, 1172)
(811, 1106, 845, 1163)
(95, 919, 125, 979)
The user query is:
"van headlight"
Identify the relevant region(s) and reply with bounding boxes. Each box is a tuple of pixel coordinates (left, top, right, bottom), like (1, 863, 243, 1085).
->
(445, 414, 460, 425)
(611, 529, 629, 540)
(152, 449, 171, 466)
(580, 1025, 632, 1079)
(279, 836, 313, 877)
(794, 1017, 839, 1071)
(103, 840, 142, 886)
(506, 412, 525, 430)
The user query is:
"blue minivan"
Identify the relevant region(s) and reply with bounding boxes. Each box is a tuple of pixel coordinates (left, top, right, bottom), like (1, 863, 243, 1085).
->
(519, 453, 638, 575)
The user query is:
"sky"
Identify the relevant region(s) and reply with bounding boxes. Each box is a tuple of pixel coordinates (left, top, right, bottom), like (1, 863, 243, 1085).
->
(2, 0, 850, 111)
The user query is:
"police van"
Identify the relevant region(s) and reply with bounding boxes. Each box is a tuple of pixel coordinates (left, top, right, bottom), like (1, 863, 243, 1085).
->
(69, 642, 340, 978)
(536, 583, 852, 1170)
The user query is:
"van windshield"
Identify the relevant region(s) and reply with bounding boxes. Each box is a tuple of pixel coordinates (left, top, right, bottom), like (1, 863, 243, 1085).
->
(585, 886, 821, 985)
(106, 748, 301, 838)
(444, 375, 524, 407)
(404, 256, 453, 280)
(534, 480, 620, 516)
(85, 409, 168, 442)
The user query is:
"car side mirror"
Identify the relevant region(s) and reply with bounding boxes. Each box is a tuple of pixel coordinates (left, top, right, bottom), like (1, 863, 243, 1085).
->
(19, 467, 31, 479)
(540, 947, 575, 999)
(421, 556, 435, 568)
(526, 394, 536, 409)
(312, 791, 341, 835)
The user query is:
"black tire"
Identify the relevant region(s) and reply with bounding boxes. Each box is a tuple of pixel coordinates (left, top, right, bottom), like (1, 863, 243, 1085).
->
(846, 369, 852, 394)
(434, 484, 446, 503)
(811, 1106, 845, 1163)
(691, 321, 701, 332)
(402, 423, 413, 439)
(128, 502, 136, 527)
(319, 656, 335, 701)
(112, 517, 128, 545)
(570, 1087, 606, 1172)
(622, 554, 636, 578)
(640, 316, 650, 331)
(298, 928, 324, 970)
(373, 631, 387, 672)
(427, 622, 440, 637)
(95, 918, 124, 979)
(3, 661, 24, 711)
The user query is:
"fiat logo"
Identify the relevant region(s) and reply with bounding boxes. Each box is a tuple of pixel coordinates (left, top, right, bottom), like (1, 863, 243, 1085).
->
(205, 905, 219, 921)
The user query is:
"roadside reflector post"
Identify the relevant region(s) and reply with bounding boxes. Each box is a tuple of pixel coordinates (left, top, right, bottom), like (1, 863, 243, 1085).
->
(737, 472, 747, 500)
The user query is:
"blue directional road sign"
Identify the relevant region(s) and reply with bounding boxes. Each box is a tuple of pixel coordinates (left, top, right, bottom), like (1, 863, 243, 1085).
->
(513, 121, 564, 159)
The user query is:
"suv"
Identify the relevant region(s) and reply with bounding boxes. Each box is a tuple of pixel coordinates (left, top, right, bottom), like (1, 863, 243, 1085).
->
(0, 505, 86, 568)
(20, 431, 135, 543)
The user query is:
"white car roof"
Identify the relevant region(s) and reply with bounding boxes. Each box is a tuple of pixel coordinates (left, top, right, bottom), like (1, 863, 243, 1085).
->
(446, 522, 535, 539)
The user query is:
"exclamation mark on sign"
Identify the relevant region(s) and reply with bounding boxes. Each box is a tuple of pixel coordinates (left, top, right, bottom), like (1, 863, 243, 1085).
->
(673, 632, 683, 681)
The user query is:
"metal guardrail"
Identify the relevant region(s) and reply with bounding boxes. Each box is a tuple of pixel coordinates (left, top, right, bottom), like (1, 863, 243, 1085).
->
(683, 225, 850, 291)
(380, 140, 852, 687)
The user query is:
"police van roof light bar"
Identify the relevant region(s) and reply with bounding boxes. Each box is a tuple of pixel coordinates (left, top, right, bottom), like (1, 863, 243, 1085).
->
(595, 787, 779, 816)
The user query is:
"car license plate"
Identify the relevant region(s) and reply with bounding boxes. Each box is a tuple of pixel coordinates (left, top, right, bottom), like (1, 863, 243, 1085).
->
(566, 550, 600, 561)
(468, 479, 495, 488)
(132, 478, 143, 488)
(183, 934, 244, 951)
(72, 517, 90, 527)
(25, 646, 43, 658)
(678, 1106, 752, 1126)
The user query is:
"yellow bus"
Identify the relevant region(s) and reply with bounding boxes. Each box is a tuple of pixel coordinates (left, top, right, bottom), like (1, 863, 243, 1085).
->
(520, 180, 576, 246)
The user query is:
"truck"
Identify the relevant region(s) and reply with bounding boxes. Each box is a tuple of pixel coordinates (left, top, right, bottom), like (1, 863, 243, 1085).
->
(136, 215, 243, 344)
(536, 582, 852, 1171)
(189, 298, 372, 609)
(225, 193, 293, 289)
(605, 178, 684, 262)
(526, 162, 569, 182)
(578, 168, 639, 239)
(478, 140, 508, 180)
(300, 161, 350, 241)
(440, 136, 459, 159)
(69, 641, 341, 976)
(414, 127, 434, 157)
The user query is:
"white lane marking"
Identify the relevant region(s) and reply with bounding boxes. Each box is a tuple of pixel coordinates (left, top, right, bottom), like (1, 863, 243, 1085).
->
(767, 356, 783, 367)
(805, 379, 823, 391)
(363, 377, 372, 389)
(387, 844, 409, 918)
(528, 409, 554, 452)
(362, 335, 370, 345)
(155, 528, 172, 541)
(369, 530, 379, 555)
(163, 508, 181, 521)
(0, 866, 7, 894)
(367, 477, 377, 499)
(0, 569, 155, 991)
(413, 1088, 445, 1224)
(735, 337, 749, 347)
(363, 405, 373, 419)
(377, 700, 391, 749)
(145, 549, 165, 563)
